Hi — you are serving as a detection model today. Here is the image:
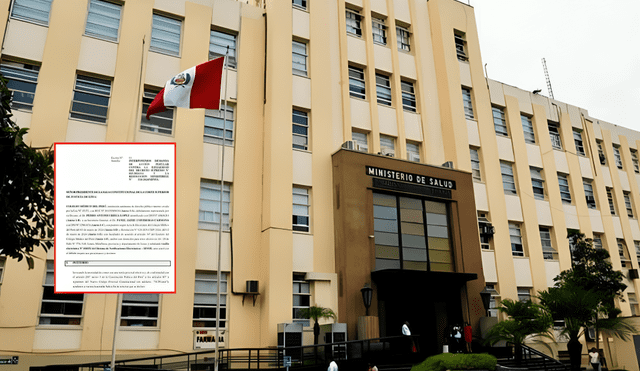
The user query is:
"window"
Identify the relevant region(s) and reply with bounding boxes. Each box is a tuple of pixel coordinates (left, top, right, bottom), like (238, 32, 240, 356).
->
(0, 61, 39, 111)
(454, 30, 467, 61)
(39, 261, 84, 325)
(517, 287, 531, 302)
(478, 213, 492, 250)
(485, 284, 499, 317)
(352, 131, 368, 152)
(462, 87, 474, 120)
(348, 66, 366, 99)
(540, 227, 557, 260)
(292, 40, 308, 76)
(292, 109, 309, 151)
(293, 187, 310, 232)
(141, 89, 174, 135)
(380, 135, 395, 156)
(69, 74, 111, 123)
(548, 121, 562, 149)
(120, 294, 159, 326)
(509, 222, 524, 257)
(584, 180, 596, 209)
(618, 240, 631, 268)
(521, 114, 535, 144)
(592, 235, 603, 250)
(406, 142, 420, 162)
(470, 148, 481, 181)
(150, 13, 181, 56)
(373, 193, 453, 272)
(0, 256, 5, 284)
(396, 25, 410, 52)
(292, 0, 307, 10)
(632, 150, 640, 173)
(492, 107, 508, 136)
(624, 192, 634, 218)
(376, 74, 392, 106)
(558, 174, 572, 204)
(199, 179, 231, 231)
(629, 293, 639, 316)
(635, 241, 640, 263)
(85, 0, 122, 42)
(530, 167, 545, 200)
(204, 104, 234, 146)
(401, 80, 416, 112)
(346, 9, 362, 36)
(573, 130, 585, 156)
(501, 161, 516, 195)
(210, 30, 237, 68)
(11, 0, 52, 25)
(614, 146, 623, 169)
(372, 17, 387, 45)
(293, 273, 311, 326)
(597, 141, 606, 165)
(607, 188, 616, 215)
(193, 271, 227, 329)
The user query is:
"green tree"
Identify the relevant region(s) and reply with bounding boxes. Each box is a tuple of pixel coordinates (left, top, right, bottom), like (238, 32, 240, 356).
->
(0, 75, 54, 267)
(298, 305, 337, 345)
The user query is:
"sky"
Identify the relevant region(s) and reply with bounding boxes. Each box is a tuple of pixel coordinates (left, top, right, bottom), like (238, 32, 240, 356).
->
(469, 0, 640, 132)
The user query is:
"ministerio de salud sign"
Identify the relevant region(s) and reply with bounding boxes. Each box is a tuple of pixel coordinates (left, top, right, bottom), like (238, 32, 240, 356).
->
(366, 166, 456, 199)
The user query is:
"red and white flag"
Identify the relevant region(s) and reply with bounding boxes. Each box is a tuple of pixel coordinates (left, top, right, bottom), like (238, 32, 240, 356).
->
(146, 57, 224, 119)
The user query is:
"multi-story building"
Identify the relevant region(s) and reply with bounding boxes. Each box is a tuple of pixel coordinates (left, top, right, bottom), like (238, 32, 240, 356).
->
(0, 0, 639, 369)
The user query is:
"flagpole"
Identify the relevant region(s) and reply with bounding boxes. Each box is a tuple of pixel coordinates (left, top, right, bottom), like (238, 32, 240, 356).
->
(214, 46, 230, 371)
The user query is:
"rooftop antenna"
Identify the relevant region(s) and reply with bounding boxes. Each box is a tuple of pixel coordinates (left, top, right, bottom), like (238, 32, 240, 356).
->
(542, 58, 554, 99)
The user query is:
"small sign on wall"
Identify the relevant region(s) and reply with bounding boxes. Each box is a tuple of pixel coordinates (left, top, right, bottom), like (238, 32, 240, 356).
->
(194, 329, 226, 349)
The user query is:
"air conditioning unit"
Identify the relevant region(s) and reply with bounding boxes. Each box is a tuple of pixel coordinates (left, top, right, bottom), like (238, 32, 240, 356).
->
(342, 140, 359, 151)
(246, 280, 259, 293)
(442, 161, 454, 168)
(630, 269, 639, 280)
(380, 147, 395, 157)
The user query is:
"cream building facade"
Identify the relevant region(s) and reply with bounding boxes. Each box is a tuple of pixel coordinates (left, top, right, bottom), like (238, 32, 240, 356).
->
(1, 0, 640, 369)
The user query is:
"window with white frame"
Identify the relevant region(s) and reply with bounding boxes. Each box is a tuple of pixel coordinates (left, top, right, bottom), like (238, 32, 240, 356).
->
(607, 188, 616, 215)
(380, 135, 395, 156)
(521, 114, 535, 144)
(199, 179, 231, 231)
(372, 16, 387, 45)
(548, 121, 562, 149)
(141, 89, 174, 135)
(0, 61, 40, 111)
(470, 148, 481, 181)
(352, 131, 368, 152)
(501, 161, 516, 195)
(517, 287, 531, 302)
(478, 213, 492, 250)
(492, 106, 508, 136)
(632, 150, 640, 173)
(85, 0, 122, 42)
(540, 227, 557, 260)
(210, 30, 237, 68)
(70, 74, 111, 124)
(292, 109, 309, 151)
(120, 294, 159, 327)
(11, 0, 52, 25)
(510, 222, 524, 257)
(376, 74, 392, 106)
(592, 235, 603, 250)
(614, 146, 623, 169)
(454, 30, 467, 61)
(293, 273, 311, 326)
(573, 129, 585, 156)
(193, 271, 227, 329)
(293, 187, 310, 232)
(204, 104, 234, 146)
(401, 80, 416, 112)
(407, 142, 420, 162)
(629, 293, 639, 316)
(597, 141, 606, 165)
(348, 66, 366, 99)
(635, 241, 640, 263)
(292, 40, 308, 76)
(149, 13, 181, 56)
(485, 284, 499, 317)
(39, 261, 84, 325)
(584, 179, 596, 209)
(396, 25, 410, 52)
(624, 192, 634, 218)
(462, 87, 474, 120)
(346, 9, 362, 36)
(530, 167, 545, 200)
(618, 239, 631, 268)
(292, 0, 307, 10)
(558, 174, 572, 204)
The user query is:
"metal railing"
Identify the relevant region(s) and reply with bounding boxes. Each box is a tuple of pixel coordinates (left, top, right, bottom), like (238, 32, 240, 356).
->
(501, 342, 570, 371)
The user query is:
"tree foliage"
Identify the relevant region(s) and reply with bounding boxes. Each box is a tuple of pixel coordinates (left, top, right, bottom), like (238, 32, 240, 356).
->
(484, 298, 553, 346)
(0, 75, 54, 267)
(298, 305, 337, 345)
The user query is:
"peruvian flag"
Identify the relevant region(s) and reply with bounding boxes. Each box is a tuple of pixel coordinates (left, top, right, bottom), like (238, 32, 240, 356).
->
(146, 57, 224, 119)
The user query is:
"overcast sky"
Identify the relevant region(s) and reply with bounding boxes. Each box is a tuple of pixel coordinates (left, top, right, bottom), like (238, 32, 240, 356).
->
(469, 0, 640, 132)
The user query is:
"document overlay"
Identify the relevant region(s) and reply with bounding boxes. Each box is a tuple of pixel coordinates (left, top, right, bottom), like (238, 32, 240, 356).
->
(54, 143, 176, 294)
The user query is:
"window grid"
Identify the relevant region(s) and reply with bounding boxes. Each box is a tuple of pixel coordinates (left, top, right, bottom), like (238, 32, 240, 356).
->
(372, 17, 387, 45)
(293, 187, 310, 232)
(462, 87, 474, 120)
(558, 174, 572, 204)
(376, 74, 392, 106)
(625, 192, 634, 218)
(292, 40, 308, 76)
(635, 241, 640, 263)
(517, 288, 531, 302)
(573, 130, 585, 156)
(501, 161, 516, 195)
(607, 188, 616, 215)
(141, 89, 174, 135)
(380, 135, 395, 156)
(292, 109, 309, 151)
(193, 271, 227, 329)
(614, 146, 623, 169)
(470, 148, 481, 181)
(0, 61, 40, 111)
(293, 273, 311, 326)
(530, 167, 545, 200)
(548, 122, 562, 149)
(0, 257, 5, 284)
(521, 115, 535, 144)
(485, 284, 499, 317)
(598, 142, 606, 165)
(406, 142, 420, 162)
(149, 14, 181, 56)
(120, 294, 159, 327)
(204, 105, 234, 146)
(632, 150, 640, 173)
(593, 236, 603, 250)
(11, 0, 52, 25)
(454, 31, 467, 61)
(70, 74, 111, 124)
(618, 240, 631, 268)
(540, 227, 556, 260)
(584, 180, 596, 209)
(85, 0, 122, 42)
(199, 180, 231, 231)
(210, 30, 237, 68)
(396, 26, 410, 52)
(492, 107, 508, 136)
(39, 261, 84, 325)
(292, 0, 307, 10)
(348, 66, 366, 99)
(352, 131, 368, 152)
(401, 81, 416, 112)
(510, 223, 524, 257)
(346, 9, 362, 37)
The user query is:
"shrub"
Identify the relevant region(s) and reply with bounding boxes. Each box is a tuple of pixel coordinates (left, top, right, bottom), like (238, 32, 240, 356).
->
(411, 353, 497, 371)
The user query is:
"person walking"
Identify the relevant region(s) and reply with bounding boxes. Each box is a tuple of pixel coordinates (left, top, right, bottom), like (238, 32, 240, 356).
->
(328, 360, 338, 371)
(589, 347, 600, 371)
